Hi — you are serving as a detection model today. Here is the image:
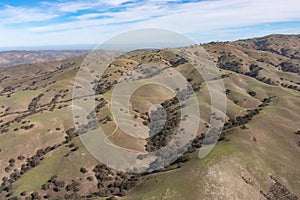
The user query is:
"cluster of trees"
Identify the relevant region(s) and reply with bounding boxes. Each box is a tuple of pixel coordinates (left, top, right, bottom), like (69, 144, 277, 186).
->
(28, 94, 44, 112)
(145, 96, 275, 174)
(57, 62, 76, 70)
(65, 128, 79, 143)
(82, 164, 141, 198)
(218, 52, 300, 92)
(170, 57, 188, 68)
(1, 107, 38, 135)
(217, 52, 300, 92)
(19, 124, 34, 131)
(247, 90, 257, 97)
(94, 98, 107, 114)
(2, 124, 86, 199)
(257, 77, 273, 85)
(65, 180, 80, 193)
(0, 75, 9, 84)
(37, 162, 141, 199)
(92, 72, 118, 95)
(1, 87, 70, 135)
(280, 83, 299, 91)
(84, 98, 108, 122)
(145, 96, 181, 152)
(0, 86, 14, 96)
(245, 64, 262, 78)
(224, 97, 274, 130)
(23, 78, 56, 91)
(0, 142, 67, 199)
(13, 178, 91, 200)
(41, 175, 65, 194)
(279, 61, 300, 74)
(49, 94, 62, 111)
(218, 52, 243, 73)
(4, 110, 109, 197)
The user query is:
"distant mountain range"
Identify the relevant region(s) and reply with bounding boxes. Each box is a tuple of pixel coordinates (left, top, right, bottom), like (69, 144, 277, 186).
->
(0, 50, 90, 67)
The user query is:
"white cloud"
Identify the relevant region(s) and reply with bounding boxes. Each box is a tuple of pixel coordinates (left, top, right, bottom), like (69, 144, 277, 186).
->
(73, 13, 107, 20)
(41, 0, 129, 13)
(28, 3, 167, 32)
(28, 0, 300, 34)
(135, 0, 300, 32)
(0, 5, 58, 23)
(41, 1, 100, 13)
(0, 0, 300, 47)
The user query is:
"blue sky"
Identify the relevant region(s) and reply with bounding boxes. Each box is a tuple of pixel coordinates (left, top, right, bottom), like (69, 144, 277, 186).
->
(0, 0, 299, 48)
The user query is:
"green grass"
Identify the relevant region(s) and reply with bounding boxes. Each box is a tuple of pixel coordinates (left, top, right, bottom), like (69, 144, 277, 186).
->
(1, 42, 300, 199)
(125, 141, 237, 200)
(14, 153, 63, 195)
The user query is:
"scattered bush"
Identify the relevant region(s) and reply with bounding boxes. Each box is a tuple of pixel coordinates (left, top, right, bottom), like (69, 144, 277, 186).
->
(80, 167, 88, 174)
(247, 90, 256, 97)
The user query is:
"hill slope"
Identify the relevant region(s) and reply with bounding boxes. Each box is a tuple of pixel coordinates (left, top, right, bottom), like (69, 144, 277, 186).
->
(0, 34, 299, 200)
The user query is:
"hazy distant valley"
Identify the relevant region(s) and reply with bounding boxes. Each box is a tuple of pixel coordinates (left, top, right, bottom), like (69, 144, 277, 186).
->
(0, 50, 90, 68)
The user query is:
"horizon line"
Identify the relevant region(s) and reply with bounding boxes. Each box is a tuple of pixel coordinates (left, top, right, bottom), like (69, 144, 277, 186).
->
(0, 33, 299, 52)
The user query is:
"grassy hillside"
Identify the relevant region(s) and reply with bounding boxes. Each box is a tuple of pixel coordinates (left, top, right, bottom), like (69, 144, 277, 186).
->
(0, 34, 299, 200)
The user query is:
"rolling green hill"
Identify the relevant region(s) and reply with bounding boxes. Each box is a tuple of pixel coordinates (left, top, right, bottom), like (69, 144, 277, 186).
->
(0, 34, 299, 200)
